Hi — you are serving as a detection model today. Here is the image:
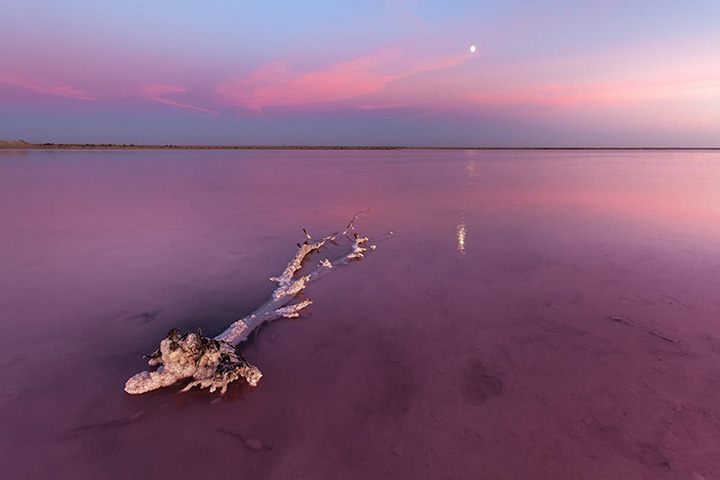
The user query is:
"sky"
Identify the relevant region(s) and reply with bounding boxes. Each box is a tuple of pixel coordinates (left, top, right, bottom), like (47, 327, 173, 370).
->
(1, 0, 719, 147)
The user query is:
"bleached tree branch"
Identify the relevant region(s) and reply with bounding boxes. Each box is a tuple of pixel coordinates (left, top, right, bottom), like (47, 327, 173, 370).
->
(124, 212, 375, 395)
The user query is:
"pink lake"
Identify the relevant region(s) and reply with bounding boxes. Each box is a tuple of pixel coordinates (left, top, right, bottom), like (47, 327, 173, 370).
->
(1, 149, 720, 479)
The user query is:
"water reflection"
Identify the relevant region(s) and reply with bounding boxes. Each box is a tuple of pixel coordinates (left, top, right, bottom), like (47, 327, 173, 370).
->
(0, 150, 30, 157)
(456, 213, 466, 255)
(464, 159, 478, 180)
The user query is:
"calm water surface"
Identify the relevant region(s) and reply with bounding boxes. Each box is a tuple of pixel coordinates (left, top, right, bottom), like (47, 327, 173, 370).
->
(1, 149, 720, 479)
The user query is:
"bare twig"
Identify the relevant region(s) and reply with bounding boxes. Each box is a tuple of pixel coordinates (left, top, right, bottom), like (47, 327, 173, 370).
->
(342, 208, 372, 237)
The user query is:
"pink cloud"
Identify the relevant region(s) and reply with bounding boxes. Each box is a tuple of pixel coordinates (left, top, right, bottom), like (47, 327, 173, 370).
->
(0, 73, 96, 100)
(139, 83, 218, 114)
(216, 48, 470, 111)
(357, 103, 409, 110)
(468, 77, 720, 109)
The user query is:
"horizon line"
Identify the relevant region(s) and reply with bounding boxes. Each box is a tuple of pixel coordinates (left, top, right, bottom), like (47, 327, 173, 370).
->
(3, 142, 720, 151)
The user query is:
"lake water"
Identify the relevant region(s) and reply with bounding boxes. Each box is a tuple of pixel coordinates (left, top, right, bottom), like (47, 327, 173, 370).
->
(1, 149, 720, 479)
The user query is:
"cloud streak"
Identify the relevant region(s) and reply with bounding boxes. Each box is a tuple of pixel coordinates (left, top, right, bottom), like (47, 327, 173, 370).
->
(0, 73, 96, 100)
(139, 84, 218, 114)
(216, 48, 470, 111)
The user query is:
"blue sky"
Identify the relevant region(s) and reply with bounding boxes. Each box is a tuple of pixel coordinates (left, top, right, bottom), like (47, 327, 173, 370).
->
(1, 0, 719, 146)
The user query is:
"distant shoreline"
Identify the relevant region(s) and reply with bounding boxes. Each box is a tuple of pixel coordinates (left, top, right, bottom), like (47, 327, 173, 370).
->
(1, 141, 719, 151)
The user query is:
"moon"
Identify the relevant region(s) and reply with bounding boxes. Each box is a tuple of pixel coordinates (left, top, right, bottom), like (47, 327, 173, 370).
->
(470, 45, 477, 53)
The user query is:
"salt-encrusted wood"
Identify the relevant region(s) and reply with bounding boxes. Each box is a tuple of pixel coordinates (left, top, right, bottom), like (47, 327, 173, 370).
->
(125, 214, 374, 395)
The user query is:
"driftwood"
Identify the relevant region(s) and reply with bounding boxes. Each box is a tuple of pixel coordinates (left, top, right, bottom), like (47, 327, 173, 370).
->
(124, 213, 376, 395)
